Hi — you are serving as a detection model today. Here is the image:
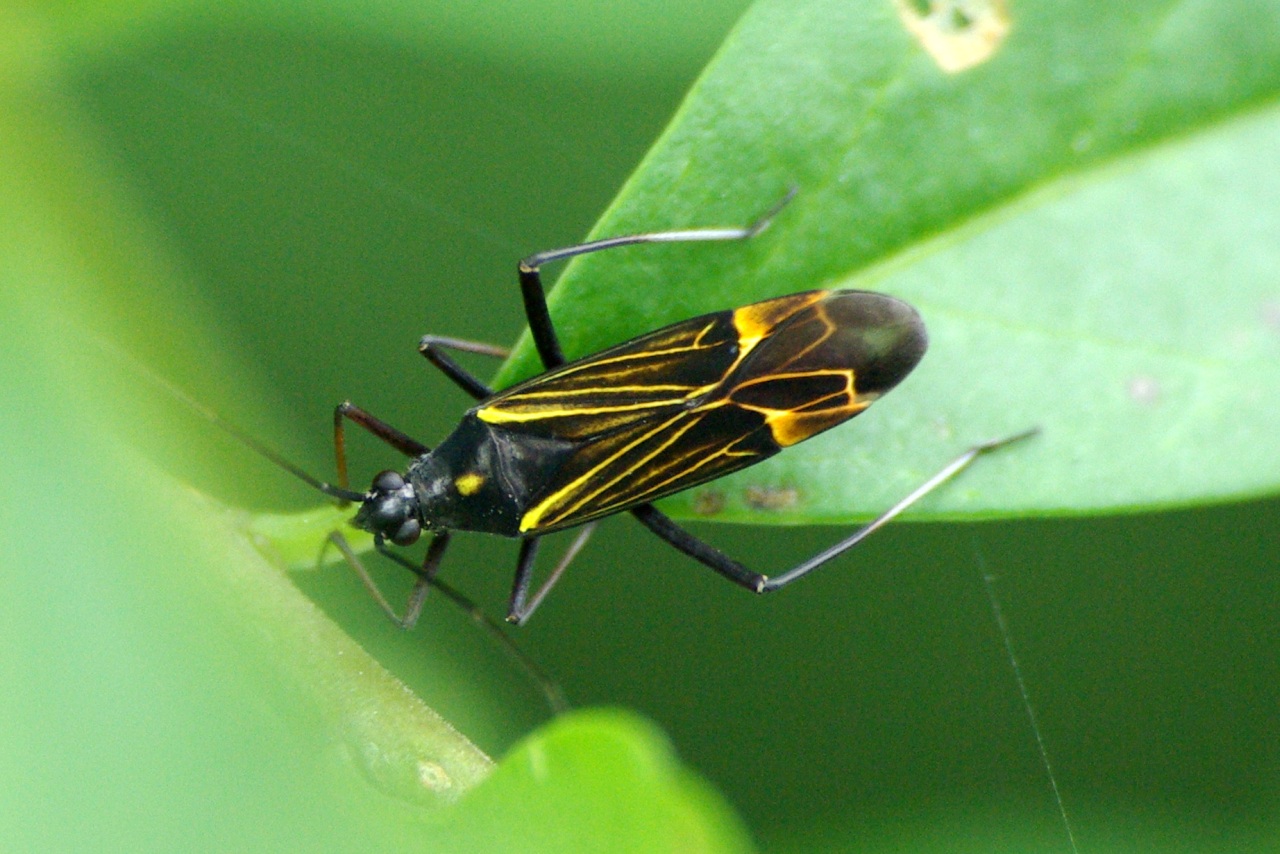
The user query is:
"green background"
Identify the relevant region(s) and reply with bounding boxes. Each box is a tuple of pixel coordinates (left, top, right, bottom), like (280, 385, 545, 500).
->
(2, 1, 1278, 851)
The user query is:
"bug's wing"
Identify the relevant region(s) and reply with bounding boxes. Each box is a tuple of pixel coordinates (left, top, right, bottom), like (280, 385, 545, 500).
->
(475, 305, 747, 439)
(725, 288, 928, 447)
(515, 404, 780, 531)
(480, 290, 925, 533)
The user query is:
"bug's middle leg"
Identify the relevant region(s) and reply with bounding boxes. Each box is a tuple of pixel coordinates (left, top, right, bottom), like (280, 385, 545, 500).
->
(505, 524, 599, 626)
(417, 335, 508, 401)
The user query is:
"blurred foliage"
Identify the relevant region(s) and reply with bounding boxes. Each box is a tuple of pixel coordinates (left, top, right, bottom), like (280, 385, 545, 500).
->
(2, 0, 1278, 852)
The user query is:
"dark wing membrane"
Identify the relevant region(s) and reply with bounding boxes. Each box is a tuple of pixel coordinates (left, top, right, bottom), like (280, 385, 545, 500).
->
(725, 289, 926, 446)
(734, 289, 927, 405)
(487, 289, 926, 533)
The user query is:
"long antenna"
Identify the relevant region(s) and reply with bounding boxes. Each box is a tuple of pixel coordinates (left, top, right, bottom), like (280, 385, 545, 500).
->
(98, 336, 366, 503)
(94, 335, 568, 712)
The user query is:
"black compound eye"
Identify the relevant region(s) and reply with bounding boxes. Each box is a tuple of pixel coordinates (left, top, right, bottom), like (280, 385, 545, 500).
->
(391, 518, 421, 547)
(371, 470, 406, 493)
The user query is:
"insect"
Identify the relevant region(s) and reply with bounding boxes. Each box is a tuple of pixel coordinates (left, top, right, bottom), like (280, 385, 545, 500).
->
(306, 191, 1036, 628)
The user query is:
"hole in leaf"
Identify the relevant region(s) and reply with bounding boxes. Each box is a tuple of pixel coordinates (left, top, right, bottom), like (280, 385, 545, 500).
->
(895, 0, 1011, 73)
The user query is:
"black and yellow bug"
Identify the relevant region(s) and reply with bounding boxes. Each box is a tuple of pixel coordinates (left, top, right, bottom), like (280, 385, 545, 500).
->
(316, 194, 1032, 627)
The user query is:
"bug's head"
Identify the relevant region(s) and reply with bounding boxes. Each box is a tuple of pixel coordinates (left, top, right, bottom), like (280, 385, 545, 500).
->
(351, 470, 423, 546)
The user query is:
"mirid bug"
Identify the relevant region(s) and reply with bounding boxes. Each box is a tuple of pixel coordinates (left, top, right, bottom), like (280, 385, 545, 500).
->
(306, 192, 1036, 628)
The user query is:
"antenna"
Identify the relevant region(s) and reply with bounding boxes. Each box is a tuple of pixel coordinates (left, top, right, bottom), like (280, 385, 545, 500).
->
(96, 335, 568, 712)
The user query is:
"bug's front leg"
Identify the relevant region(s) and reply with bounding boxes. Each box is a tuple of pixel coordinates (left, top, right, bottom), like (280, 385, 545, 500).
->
(332, 402, 430, 490)
(335, 531, 569, 711)
(327, 530, 452, 628)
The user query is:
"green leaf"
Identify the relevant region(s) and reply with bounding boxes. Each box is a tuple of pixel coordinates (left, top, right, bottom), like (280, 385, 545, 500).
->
(8, 2, 1278, 852)
(434, 710, 754, 853)
(493, 0, 1280, 522)
(0, 60, 496, 844)
(46, 0, 750, 81)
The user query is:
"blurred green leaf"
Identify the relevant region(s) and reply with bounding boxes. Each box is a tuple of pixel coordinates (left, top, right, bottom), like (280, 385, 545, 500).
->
(494, 0, 1280, 522)
(435, 710, 754, 853)
(2, 1, 757, 850)
(6, 1, 1278, 852)
(45, 0, 750, 80)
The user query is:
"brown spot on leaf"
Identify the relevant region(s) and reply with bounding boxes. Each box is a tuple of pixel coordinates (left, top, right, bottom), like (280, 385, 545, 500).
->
(417, 761, 452, 792)
(691, 490, 726, 516)
(744, 485, 800, 512)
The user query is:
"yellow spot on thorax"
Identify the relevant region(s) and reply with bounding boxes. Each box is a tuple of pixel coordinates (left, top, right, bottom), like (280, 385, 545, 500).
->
(455, 472, 486, 496)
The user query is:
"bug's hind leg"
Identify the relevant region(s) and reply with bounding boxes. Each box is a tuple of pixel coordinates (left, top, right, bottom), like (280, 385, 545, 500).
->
(632, 429, 1039, 592)
(517, 189, 796, 370)
(630, 505, 767, 591)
